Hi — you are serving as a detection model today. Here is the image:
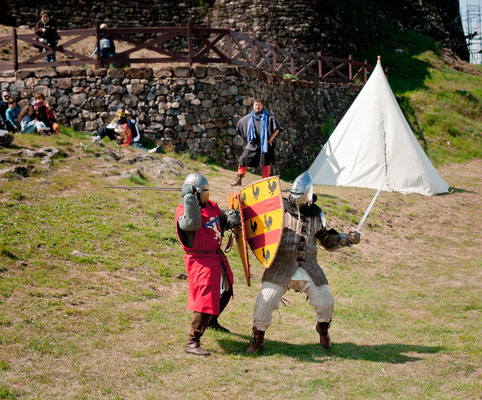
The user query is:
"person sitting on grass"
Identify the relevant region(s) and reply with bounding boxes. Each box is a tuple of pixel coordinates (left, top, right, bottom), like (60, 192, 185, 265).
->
(5, 99, 21, 132)
(126, 109, 143, 148)
(18, 105, 50, 134)
(0, 91, 11, 127)
(33, 93, 61, 134)
(93, 109, 132, 147)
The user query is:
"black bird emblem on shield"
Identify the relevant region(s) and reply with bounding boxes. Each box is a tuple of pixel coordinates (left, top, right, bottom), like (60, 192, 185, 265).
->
(262, 247, 271, 263)
(263, 214, 273, 231)
(268, 179, 277, 195)
(252, 185, 260, 200)
(250, 219, 258, 234)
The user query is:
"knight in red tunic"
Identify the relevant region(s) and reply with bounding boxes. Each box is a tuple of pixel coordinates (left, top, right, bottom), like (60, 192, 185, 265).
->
(175, 173, 240, 356)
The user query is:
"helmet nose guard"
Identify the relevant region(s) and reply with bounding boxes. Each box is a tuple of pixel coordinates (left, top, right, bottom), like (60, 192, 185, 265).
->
(289, 171, 313, 208)
(183, 173, 210, 205)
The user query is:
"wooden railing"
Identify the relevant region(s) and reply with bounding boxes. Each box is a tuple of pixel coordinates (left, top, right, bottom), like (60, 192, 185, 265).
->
(0, 22, 376, 83)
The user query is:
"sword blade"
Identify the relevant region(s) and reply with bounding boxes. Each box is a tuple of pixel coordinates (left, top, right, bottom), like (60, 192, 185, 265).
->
(356, 187, 382, 232)
(105, 186, 179, 191)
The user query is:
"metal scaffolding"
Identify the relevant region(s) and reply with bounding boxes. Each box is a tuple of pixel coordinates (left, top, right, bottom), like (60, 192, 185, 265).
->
(462, 1, 482, 64)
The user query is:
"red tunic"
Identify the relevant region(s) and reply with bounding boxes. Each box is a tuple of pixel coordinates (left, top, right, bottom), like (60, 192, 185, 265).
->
(175, 200, 234, 315)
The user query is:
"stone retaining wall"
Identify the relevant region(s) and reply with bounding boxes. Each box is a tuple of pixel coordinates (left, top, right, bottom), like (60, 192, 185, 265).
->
(0, 65, 361, 172)
(3, 0, 468, 61)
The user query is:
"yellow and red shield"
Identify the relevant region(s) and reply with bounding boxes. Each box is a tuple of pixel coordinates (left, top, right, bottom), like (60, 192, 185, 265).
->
(239, 176, 284, 269)
(228, 176, 284, 285)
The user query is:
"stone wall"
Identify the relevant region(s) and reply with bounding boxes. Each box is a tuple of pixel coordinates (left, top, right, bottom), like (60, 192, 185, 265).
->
(209, 0, 469, 61)
(2, 0, 208, 29)
(2, 0, 468, 61)
(0, 65, 361, 172)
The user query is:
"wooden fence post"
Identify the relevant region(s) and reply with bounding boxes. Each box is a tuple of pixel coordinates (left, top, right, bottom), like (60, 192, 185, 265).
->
(95, 23, 101, 68)
(187, 21, 193, 66)
(251, 36, 256, 68)
(227, 24, 232, 64)
(349, 54, 352, 81)
(12, 27, 18, 71)
(290, 47, 294, 75)
(318, 51, 322, 82)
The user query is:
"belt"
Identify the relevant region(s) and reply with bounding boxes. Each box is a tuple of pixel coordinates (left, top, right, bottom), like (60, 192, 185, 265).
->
(186, 250, 218, 255)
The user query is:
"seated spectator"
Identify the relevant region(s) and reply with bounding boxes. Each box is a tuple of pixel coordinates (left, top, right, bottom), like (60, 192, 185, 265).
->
(33, 93, 61, 134)
(5, 99, 21, 132)
(0, 91, 10, 127)
(93, 109, 132, 146)
(18, 105, 50, 134)
(0, 130, 14, 148)
(91, 23, 115, 67)
(126, 110, 143, 148)
(124, 109, 162, 152)
(34, 10, 60, 62)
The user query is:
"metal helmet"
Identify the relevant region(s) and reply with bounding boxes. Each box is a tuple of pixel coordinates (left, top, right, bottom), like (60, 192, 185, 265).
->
(289, 171, 313, 209)
(183, 173, 210, 206)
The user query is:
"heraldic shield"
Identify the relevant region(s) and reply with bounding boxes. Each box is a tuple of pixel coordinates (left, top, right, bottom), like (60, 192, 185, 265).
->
(238, 176, 284, 269)
(227, 191, 251, 286)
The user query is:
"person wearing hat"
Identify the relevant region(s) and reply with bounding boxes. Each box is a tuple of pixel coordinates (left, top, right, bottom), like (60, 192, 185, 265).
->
(93, 109, 132, 146)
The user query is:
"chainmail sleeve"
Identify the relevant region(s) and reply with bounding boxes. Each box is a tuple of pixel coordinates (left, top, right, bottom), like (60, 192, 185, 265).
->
(177, 194, 201, 232)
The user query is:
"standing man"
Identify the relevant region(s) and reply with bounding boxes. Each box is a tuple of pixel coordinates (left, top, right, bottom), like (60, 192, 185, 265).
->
(175, 173, 240, 356)
(245, 171, 361, 354)
(34, 10, 60, 62)
(231, 99, 283, 186)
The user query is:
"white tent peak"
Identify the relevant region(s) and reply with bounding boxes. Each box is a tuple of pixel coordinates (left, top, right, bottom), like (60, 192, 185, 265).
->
(308, 58, 449, 196)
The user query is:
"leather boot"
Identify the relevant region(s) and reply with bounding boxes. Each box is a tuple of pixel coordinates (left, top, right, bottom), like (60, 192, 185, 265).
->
(245, 327, 265, 354)
(185, 312, 211, 356)
(207, 288, 232, 333)
(184, 339, 210, 356)
(207, 317, 230, 333)
(230, 174, 243, 186)
(316, 321, 331, 349)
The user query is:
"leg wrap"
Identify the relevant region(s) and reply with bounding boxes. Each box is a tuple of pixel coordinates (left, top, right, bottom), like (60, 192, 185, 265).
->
(252, 281, 287, 331)
(289, 280, 334, 323)
(188, 312, 211, 343)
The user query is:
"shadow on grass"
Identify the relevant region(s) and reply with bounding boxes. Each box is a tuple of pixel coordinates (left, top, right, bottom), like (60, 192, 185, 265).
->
(217, 336, 441, 364)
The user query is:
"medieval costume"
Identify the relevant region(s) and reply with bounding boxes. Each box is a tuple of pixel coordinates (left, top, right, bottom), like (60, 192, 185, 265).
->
(246, 171, 361, 354)
(232, 100, 283, 186)
(175, 173, 240, 356)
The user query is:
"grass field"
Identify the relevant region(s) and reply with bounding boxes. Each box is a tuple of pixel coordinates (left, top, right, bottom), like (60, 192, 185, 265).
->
(0, 132, 480, 399)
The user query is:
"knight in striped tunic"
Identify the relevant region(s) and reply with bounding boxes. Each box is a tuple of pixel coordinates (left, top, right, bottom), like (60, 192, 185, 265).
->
(245, 171, 361, 353)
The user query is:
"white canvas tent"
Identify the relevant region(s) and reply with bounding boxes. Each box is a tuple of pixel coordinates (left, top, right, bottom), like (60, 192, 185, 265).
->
(308, 57, 449, 196)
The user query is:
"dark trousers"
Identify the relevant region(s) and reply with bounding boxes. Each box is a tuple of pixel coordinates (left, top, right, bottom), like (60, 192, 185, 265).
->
(187, 288, 232, 343)
(98, 126, 116, 141)
(5, 120, 18, 133)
